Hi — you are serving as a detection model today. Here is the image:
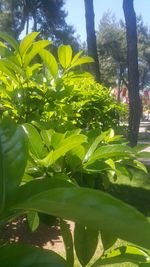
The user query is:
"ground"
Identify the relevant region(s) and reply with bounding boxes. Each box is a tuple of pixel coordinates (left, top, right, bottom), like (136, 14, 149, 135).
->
(0, 216, 74, 253)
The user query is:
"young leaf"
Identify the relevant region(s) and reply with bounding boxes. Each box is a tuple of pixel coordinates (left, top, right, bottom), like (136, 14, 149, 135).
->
(74, 223, 99, 266)
(24, 40, 51, 66)
(22, 124, 44, 159)
(0, 118, 27, 213)
(27, 211, 39, 232)
(40, 134, 87, 167)
(71, 50, 83, 65)
(19, 32, 40, 57)
(0, 32, 19, 51)
(83, 131, 109, 163)
(0, 244, 68, 267)
(70, 56, 94, 68)
(58, 45, 72, 68)
(85, 144, 134, 166)
(39, 49, 58, 78)
(60, 219, 74, 267)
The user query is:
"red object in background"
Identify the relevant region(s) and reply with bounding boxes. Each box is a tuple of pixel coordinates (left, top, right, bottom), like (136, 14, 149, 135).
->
(144, 91, 149, 97)
(122, 87, 127, 97)
(144, 99, 149, 106)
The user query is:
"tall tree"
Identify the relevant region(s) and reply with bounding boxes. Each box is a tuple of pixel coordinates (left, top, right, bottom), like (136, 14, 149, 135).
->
(0, 0, 80, 49)
(123, 0, 141, 146)
(84, 0, 100, 82)
(97, 12, 127, 88)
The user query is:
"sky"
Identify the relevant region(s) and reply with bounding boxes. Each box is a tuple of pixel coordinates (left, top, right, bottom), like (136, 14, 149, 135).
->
(64, 0, 150, 42)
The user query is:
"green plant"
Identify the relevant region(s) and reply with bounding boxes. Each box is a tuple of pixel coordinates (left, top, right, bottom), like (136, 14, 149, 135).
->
(23, 123, 148, 190)
(0, 32, 126, 130)
(1, 118, 150, 266)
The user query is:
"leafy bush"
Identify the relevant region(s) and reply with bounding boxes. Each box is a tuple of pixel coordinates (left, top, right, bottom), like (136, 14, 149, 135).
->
(0, 32, 126, 130)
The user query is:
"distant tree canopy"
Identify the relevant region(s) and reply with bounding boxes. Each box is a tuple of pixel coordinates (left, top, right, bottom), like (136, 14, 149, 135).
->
(97, 11, 150, 90)
(0, 0, 80, 49)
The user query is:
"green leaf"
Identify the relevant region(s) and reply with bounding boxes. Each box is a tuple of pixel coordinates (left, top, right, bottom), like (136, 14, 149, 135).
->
(100, 229, 117, 250)
(13, 187, 150, 250)
(25, 40, 51, 66)
(74, 223, 99, 266)
(71, 50, 83, 65)
(0, 41, 7, 48)
(1, 58, 24, 76)
(40, 134, 87, 167)
(0, 244, 68, 267)
(83, 131, 109, 163)
(0, 118, 27, 213)
(39, 49, 58, 78)
(40, 129, 54, 149)
(133, 160, 147, 173)
(58, 45, 72, 68)
(0, 61, 17, 82)
(60, 219, 74, 267)
(22, 124, 44, 159)
(70, 56, 94, 68)
(85, 144, 134, 166)
(13, 174, 75, 206)
(19, 32, 40, 57)
(92, 245, 150, 266)
(0, 32, 19, 51)
(27, 211, 39, 232)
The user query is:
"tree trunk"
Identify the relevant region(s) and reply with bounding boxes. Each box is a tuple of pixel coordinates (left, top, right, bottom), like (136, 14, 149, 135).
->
(123, 0, 141, 146)
(84, 0, 100, 83)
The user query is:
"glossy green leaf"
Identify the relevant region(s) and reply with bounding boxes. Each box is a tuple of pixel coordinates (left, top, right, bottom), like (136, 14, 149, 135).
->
(0, 61, 17, 81)
(12, 174, 74, 206)
(22, 124, 44, 159)
(51, 132, 65, 149)
(19, 32, 40, 57)
(60, 219, 74, 267)
(40, 129, 54, 149)
(92, 245, 150, 266)
(133, 160, 147, 173)
(71, 50, 83, 65)
(74, 223, 99, 266)
(0, 118, 27, 213)
(40, 134, 87, 167)
(1, 58, 24, 76)
(0, 244, 68, 267)
(24, 40, 51, 66)
(83, 131, 109, 163)
(70, 56, 94, 68)
(13, 187, 150, 250)
(27, 211, 39, 232)
(85, 144, 134, 166)
(84, 160, 109, 173)
(58, 45, 72, 68)
(0, 31, 19, 51)
(39, 49, 58, 78)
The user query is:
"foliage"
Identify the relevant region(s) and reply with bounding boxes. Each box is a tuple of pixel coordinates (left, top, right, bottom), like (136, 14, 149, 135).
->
(0, 32, 125, 130)
(0, 32, 150, 267)
(23, 123, 148, 192)
(97, 11, 150, 90)
(0, 0, 80, 49)
(97, 11, 127, 88)
(0, 118, 150, 266)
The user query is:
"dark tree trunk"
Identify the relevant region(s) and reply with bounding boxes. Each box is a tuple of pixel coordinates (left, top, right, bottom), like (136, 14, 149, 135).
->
(123, 0, 141, 146)
(84, 0, 100, 83)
